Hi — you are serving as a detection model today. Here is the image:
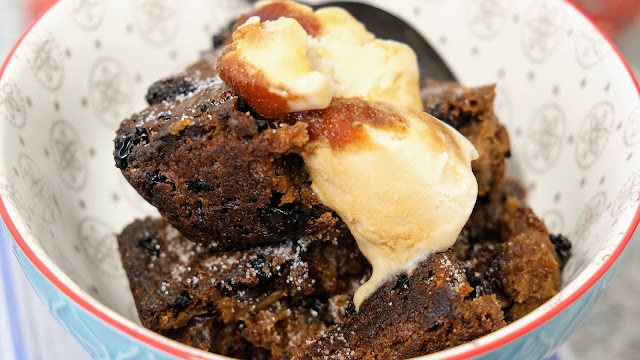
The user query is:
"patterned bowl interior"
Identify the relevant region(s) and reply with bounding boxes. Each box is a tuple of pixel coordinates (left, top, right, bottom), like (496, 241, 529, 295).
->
(0, 0, 639, 355)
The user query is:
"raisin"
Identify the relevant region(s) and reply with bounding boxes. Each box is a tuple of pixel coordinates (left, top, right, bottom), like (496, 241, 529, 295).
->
(193, 205, 208, 230)
(235, 98, 253, 113)
(220, 283, 233, 297)
(200, 103, 211, 114)
(426, 102, 475, 130)
(248, 254, 273, 281)
(445, 111, 474, 130)
(426, 103, 444, 117)
(280, 153, 304, 172)
(474, 261, 503, 297)
(476, 278, 495, 297)
(187, 180, 215, 193)
(114, 126, 149, 169)
(145, 77, 196, 106)
(392, 275, 411, 294)
(195, 205, 205, 218)
(212, 34, 226, 48)
(137, 231, 160, 257)
(343, 301, 356, 318)
(259, 205, 309, 235)
(465, 269, 480, 284)
(172, 290, 192, 316)
(144, 170, 172, 197)
(549, 234, 571, 268)
(255, 118, 276, 132)
(465, 255, 504, 298)
(157, 113, 174, 121)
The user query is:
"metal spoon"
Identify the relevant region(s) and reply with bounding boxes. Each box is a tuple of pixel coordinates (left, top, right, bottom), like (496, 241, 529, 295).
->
(311, 1, 456, 81)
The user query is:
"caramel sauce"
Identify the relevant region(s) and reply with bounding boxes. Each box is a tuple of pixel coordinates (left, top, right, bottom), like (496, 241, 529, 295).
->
(217, 50, 290, 119)
(285, 98, 408, 150)
(223, 2, 413, 148)
(234, 2, 321, 36)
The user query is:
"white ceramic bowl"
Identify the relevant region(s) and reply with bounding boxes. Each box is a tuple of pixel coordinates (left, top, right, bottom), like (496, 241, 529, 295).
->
(1, 0, 639, 359)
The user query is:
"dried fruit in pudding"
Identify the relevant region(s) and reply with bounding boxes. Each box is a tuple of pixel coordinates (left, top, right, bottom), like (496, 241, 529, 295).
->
(118, 217, 368, 358)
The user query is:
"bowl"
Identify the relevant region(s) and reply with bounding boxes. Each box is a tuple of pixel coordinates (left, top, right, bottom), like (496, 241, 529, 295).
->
(1, 0, 639, 359)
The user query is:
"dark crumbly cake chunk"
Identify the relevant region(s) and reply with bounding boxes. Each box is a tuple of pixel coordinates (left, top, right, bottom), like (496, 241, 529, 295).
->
(295, 196, 563, 359)
(118, 218, 368, 358)
(421, 80, 564, 322)
(421, 79, 511, 247)
(455, 195, 562, 322)
(294, 196, 562, 359)
(115, 68, 349, 249)
(421, 79, 510, 196)
(294, 251, 505, 360)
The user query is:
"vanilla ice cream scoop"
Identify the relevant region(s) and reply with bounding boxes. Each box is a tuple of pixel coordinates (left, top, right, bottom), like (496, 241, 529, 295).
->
(292, 100, 478, 308)
(217, 0, 478, 309)
(216, 0, 422, 118)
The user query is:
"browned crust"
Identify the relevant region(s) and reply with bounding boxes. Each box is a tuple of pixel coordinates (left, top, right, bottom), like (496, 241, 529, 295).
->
(118, 217, 370, 357)
(294, 251, 506, 359)
(283, 98, 408, 150)
(216, 39, 292, 119)
(234, 1, 321, 36)
(422, 79, 510, 196)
